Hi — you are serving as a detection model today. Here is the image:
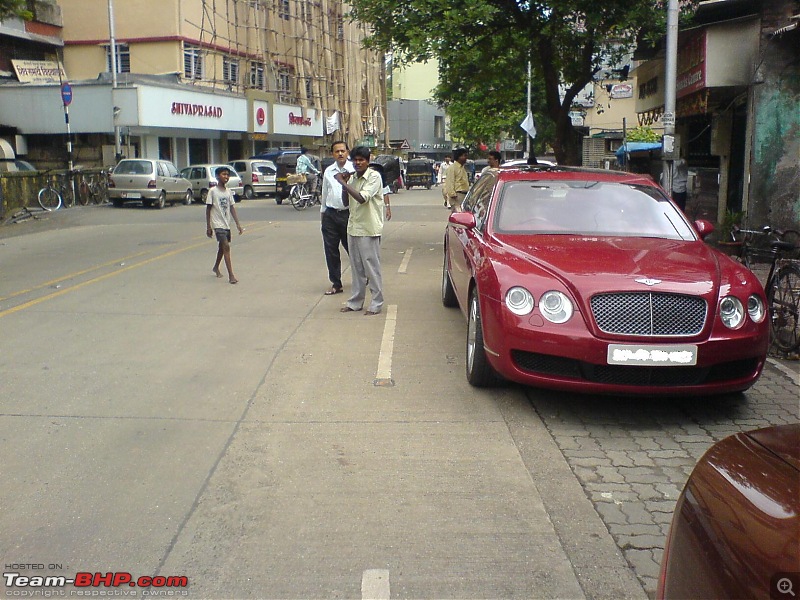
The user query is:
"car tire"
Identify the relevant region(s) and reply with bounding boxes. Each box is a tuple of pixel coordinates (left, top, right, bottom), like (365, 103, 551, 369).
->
(466, 288, 497, 387)
(113, 199, 123, 208)
(155, 192, 166, 209)
(243, 186, 255, 200)
(275, 197, 283, 205)
(442, 253, 458, 308)
(200, 189, 209, 204)
(183, 190, 193, 205)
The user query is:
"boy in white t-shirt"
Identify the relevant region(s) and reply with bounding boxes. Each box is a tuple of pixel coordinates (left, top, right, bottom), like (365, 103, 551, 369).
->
(206, 166, 244, 284)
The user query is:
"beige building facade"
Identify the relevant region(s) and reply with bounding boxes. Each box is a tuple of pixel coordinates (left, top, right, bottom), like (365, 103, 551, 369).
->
(0, 0, 386, 168)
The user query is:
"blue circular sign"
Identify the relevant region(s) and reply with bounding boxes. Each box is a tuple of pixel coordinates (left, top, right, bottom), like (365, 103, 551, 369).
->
(61, 82, 73, 106)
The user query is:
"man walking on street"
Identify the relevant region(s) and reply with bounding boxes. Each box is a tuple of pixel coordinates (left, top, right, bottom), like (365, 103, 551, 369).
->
(320, 140, 355, 295)
(444, 148, 470, 211)
(335, 146, 385, 316)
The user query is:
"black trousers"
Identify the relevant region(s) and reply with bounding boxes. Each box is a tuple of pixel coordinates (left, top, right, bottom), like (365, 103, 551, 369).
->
(321, 208, 350, 289)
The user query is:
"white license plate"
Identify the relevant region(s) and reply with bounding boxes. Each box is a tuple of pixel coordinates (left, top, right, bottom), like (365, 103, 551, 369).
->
(121, 192, 141, 199)
(607, 344, 697, 366)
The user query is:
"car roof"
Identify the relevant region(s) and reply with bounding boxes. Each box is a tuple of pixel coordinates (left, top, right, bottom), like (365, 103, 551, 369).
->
(493, 165, 657, 187)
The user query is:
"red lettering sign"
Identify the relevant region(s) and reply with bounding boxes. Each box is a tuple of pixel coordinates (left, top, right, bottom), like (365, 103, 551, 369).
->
(170, 102, 224, 118)
(288, 112, 312, 127)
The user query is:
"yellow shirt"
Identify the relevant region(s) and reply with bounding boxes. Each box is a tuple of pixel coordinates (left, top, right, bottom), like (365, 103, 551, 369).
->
(444, 161, 469, 198)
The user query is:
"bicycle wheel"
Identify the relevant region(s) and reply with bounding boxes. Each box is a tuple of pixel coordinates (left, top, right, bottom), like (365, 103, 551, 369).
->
(767, 263, 800, 353)
(78, 180, 91, 205)
(61, 184, 75, 208)
(291, 184, 308, 211)
(38, 186, 62, 211)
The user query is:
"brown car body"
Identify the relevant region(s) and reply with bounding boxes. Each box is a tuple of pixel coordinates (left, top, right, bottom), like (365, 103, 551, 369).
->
(658, 424, 800, 599)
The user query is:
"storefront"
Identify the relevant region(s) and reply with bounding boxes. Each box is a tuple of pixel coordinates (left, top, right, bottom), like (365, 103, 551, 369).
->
(0, 74, 248, 169)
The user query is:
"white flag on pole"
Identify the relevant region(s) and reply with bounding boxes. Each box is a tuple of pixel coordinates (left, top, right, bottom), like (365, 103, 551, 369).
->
(325, 111, 340, 134)
(520, 111, 537, 139)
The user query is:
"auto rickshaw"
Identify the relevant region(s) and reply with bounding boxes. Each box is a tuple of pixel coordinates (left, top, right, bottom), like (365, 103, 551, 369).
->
(405, 158, 434, 189)
(371, 155, 402, 193)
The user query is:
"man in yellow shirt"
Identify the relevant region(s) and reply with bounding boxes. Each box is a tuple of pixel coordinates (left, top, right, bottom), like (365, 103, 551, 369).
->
(444, 148, 470, 211)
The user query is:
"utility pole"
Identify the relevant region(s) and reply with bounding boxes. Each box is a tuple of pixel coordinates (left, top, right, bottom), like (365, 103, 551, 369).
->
(108, 0, 122, 162)
(662, 0, 680, 193)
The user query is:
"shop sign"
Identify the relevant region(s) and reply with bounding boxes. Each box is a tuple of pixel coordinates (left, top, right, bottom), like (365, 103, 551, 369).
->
(12, 60, 67, 84)
(138, 85, 247, 131)
(272, 104, 322, 137)
(610, 84, 633, 99)
(418, 143, 452, 150)
(253, 100, 269, 133)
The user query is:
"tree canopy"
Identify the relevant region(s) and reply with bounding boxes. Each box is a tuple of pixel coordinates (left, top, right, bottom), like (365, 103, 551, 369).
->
(351, 0, 690, 164)
(0, 0, 31, 21)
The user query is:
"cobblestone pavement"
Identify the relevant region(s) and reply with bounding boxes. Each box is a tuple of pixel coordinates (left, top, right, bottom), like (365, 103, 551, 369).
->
(524, 357, 800, 599)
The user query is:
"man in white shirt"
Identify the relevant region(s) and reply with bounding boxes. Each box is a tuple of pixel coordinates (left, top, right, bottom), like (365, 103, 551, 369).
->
(320, 141, 355, 295)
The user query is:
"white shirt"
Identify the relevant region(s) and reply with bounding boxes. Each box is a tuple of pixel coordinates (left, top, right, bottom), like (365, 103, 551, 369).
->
(206, 186, 234, 230)
(321, 160, 355, 212)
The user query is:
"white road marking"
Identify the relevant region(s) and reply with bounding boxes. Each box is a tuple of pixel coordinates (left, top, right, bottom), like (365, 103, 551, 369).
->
(362, 569, 390, 600)
(398, 247, 413, 273)
(374, 305, 397, 386)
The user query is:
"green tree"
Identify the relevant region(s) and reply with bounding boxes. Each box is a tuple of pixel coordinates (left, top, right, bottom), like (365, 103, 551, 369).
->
(350, 0, 691, 164)
(0, 0, 32, 20)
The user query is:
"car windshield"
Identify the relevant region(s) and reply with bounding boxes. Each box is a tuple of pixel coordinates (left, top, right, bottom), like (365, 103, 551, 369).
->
(115, 160, 152, 175)
(493, 180, 697, 240)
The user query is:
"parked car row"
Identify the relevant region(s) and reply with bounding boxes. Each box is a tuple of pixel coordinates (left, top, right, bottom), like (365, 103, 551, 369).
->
(106, 158, 277, 208)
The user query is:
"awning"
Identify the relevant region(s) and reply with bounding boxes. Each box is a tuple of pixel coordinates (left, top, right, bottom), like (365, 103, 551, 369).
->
(615, 142, 662, 164)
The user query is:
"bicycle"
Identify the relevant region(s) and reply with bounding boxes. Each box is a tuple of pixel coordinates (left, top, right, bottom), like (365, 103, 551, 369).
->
(77, 170, 109, 205)
(288, 173, 321, 211)
(732, 225, 800, 355)
(37, 171, 75, 211)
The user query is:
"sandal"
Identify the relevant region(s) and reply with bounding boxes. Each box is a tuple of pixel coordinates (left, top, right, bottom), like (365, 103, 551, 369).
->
(325, 287, 343, 295)
(340, 307, 360, 313)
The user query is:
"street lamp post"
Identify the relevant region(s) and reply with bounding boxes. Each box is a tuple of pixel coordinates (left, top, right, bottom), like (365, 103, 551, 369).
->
(108, 0, 122, 162)
(662, 0, 680, 194)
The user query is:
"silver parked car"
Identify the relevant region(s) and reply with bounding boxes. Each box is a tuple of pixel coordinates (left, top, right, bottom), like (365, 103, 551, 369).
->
(180, 164, 243, 203)
(228, 159, 277, 200)
(108, 159, 193, 209)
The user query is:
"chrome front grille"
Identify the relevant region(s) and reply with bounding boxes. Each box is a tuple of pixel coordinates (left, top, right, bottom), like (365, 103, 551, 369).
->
(590, 292, 707, 336)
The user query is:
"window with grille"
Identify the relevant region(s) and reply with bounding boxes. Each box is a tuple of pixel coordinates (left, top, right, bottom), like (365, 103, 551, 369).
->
(105, 43, 130, 73)
(277, 69, 292, 96)
(278, 0, 290, 20)
(223, 57, 239, 85)
(249, 61, 265, 89)
(299, 0, 312, 21)
(184, 44, 203, 80)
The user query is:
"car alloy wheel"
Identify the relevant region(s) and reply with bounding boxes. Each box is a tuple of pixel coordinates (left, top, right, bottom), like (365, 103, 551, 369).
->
(155, 191, 166, 209)
(184, 190, 193, 205)
(244, 186, 255, 200)
(466, 289, 497, 387)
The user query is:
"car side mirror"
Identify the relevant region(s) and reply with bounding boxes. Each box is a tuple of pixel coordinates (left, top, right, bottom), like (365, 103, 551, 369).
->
(694, 219, 714, 240)
(449, 211, 476, 229)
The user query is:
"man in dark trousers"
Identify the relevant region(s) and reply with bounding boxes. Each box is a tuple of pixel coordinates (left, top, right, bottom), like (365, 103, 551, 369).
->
(320, 140, 355, 295)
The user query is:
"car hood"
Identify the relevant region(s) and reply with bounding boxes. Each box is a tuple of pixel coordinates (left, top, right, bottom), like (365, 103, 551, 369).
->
(497, 234, 722, 296)
(747, 424, 800, 472)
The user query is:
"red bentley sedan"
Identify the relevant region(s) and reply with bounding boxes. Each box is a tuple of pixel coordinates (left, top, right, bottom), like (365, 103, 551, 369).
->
(441, 165, 769, 395)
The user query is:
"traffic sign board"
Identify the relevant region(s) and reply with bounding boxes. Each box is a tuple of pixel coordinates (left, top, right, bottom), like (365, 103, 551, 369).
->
(61, 82, 73, 106)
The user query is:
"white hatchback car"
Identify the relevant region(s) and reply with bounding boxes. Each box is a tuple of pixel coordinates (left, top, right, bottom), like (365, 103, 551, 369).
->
(228, 159, 277, 200)
(180, 164, 243, 203)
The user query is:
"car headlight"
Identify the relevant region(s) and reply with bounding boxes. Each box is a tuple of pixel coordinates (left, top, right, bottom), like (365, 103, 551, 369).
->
(539, 291, 573, 323)
(506, 286, 535, 316)
(720, 296, 744, 329)
(747, 295, 766, 323)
